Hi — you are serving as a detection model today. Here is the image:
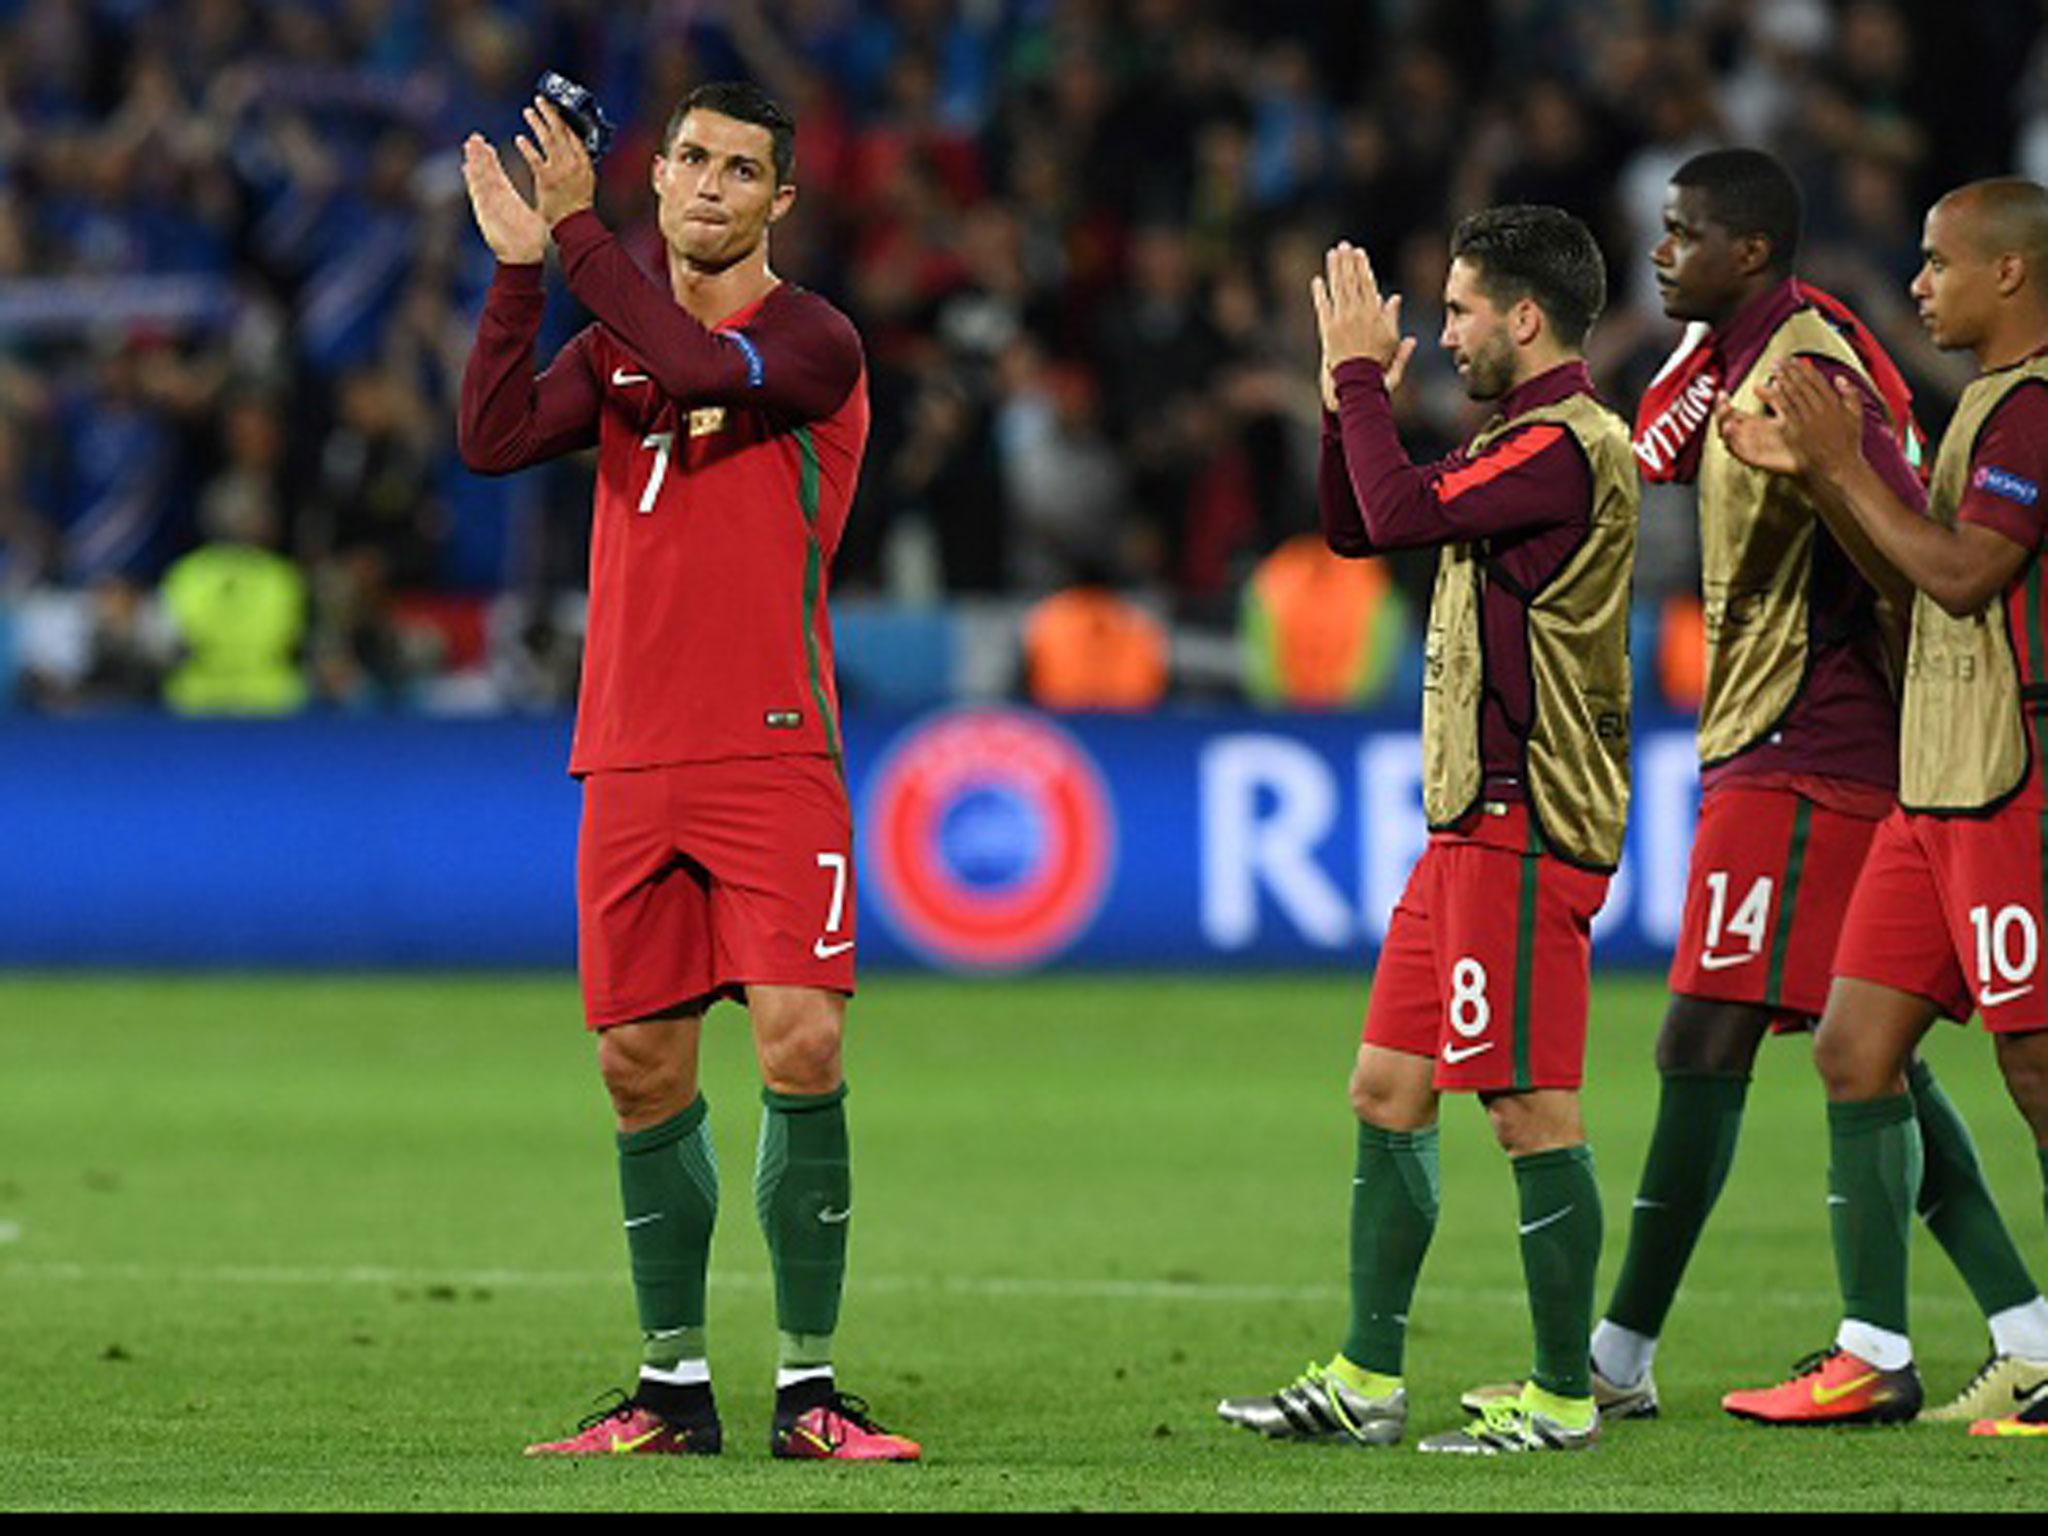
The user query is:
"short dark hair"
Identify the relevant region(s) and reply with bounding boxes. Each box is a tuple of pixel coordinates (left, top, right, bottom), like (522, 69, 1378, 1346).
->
(664, 81, 796, 185)
(1671, 147, 1803, 273)
(1449, 205, 1608, 347)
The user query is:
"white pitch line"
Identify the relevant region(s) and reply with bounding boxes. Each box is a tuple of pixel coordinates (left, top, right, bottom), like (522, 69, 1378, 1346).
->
(0, 1259, 1982, 1315)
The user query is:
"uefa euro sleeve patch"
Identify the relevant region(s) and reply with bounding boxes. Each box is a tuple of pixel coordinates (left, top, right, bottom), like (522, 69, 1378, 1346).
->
(1972, 464, 2040, 506)
(724, 330, 765, 389)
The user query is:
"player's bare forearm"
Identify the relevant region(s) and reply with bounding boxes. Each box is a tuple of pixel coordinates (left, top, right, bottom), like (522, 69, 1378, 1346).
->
(1824, 457, 2023, 617)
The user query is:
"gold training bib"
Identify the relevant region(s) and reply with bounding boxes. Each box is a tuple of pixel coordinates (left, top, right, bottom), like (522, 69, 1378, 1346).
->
(1421, 392, 1639, 869)
(1693, 308, 1874, 767)
(1899, 357, 2048, 813)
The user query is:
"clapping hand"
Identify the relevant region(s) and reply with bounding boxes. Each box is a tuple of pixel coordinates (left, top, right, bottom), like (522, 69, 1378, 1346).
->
(1311, 241, 1416, 408)
(515, 97, 597, 229)
(460, 134, 547, 264)
(1711, 392, 1797, 475)
(1755, 358, 1866, 482)
(1714, 360, 1868, 482)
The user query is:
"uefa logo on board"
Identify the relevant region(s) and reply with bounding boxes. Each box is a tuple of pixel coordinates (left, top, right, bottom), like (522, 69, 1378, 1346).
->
(862, 707, 1116, 971)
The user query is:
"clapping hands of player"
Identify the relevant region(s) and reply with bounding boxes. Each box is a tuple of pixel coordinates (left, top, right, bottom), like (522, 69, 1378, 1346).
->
(459, 99, 596, 264)
(1713, 358, 1865, 481)
(1312, 241, 1417, 409)
(460, 134, 547, 264)
(516, 98, 597, 227)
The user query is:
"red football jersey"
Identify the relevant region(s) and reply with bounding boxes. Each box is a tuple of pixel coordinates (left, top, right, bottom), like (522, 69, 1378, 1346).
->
(460, 212, 868, 774)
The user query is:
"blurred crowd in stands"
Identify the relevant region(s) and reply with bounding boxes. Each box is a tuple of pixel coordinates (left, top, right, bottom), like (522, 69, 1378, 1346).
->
(1, 0, 2042, 716)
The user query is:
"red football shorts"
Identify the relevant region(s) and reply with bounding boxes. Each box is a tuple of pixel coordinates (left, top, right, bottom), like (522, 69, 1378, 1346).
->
(1833, 800, 2048, 1033)
(577, 755, 857, 1030)
(1668, 784, 1887, 1024)
(1363, 805, 1612, 1093)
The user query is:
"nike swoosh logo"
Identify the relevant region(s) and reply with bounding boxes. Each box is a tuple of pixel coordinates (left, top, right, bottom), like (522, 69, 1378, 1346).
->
(1981, 983, 2036, 1007)
(1811, 1370, 1881, 1407)
(817, 1207, 852, 1224)
(1698, 950, 1758, 970)
(1519, 1205, 1575, 1237)
(612, 368, 650, 386)
(2013, 1378, 2048, 1403)
(1632, 1198, 1667, 1212)
(813, 938, 855, 960)
(623, 1213, 662, 1229)
(610, 1428, 665, 1454)
(1826, 1195, 1849, 1206)
(1441, 1041, 1493, 1064)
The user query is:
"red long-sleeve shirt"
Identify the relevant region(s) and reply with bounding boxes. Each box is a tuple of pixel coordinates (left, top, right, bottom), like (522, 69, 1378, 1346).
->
(459, 210, 868, 775)
(1959, 369, 2048, 815)
(1319, 357, 1601, 802)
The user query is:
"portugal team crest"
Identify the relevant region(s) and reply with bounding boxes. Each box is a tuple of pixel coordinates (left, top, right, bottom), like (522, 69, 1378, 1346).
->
(862, 708, 1116, 971)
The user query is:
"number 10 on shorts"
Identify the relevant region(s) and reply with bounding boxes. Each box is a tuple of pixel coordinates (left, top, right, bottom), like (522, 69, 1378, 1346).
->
(1970, 903, 2040, 1006)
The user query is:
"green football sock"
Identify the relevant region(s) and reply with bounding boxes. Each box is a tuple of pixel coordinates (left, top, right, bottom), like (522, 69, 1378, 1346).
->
(1604, 1072, 1749, 1339)
(1341, 1122, 1440, 1377)
(2037, 1146, 2048, 1237)
(1909, 1058, 2040, 1318)
(756, 1085, 851, 1370)
(616, 1095, 719, 1371)
(1513, 1144, 1603, 1400)
(1827, 1094, 1922, 1338)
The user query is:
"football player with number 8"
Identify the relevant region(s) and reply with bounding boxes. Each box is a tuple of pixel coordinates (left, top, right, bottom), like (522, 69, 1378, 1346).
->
(1217, 206, 1637, 1455)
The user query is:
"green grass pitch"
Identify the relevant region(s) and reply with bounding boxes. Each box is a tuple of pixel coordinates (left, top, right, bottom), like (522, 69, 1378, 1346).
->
(3, 971, 2044, 1511)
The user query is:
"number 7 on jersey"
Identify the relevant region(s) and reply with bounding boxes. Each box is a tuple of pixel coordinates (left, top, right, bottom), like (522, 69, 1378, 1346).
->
(639, 431, 675, 513)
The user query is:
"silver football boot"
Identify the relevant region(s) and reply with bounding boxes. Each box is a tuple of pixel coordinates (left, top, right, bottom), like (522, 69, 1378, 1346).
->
(1419, 1396, 1600, 1455)
(1459, 1364, 1658, 1420)
(1217, 1361, 1406, 1446)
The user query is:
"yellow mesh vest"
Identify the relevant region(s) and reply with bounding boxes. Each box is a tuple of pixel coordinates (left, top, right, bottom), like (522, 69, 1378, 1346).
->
(1899, 357, 2048, 812)
(1693, 308, 1873, 767)
(1421, 391, 1639, 868)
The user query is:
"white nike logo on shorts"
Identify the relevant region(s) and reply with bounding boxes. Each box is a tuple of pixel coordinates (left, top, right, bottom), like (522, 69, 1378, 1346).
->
(612, 368, 650, 386)
(1441, 1040, 1494, 1065)
(813, 938, 855, 960)
(1981, 983, 2036, 1007)
(1698, 950, 1759, 970)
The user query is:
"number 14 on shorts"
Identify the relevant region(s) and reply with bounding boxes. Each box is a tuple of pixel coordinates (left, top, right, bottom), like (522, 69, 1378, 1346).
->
(1700, 870, 1772, 970)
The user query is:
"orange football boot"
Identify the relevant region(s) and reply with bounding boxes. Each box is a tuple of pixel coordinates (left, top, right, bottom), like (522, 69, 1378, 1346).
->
(1722, 1347, 1921, 1426)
